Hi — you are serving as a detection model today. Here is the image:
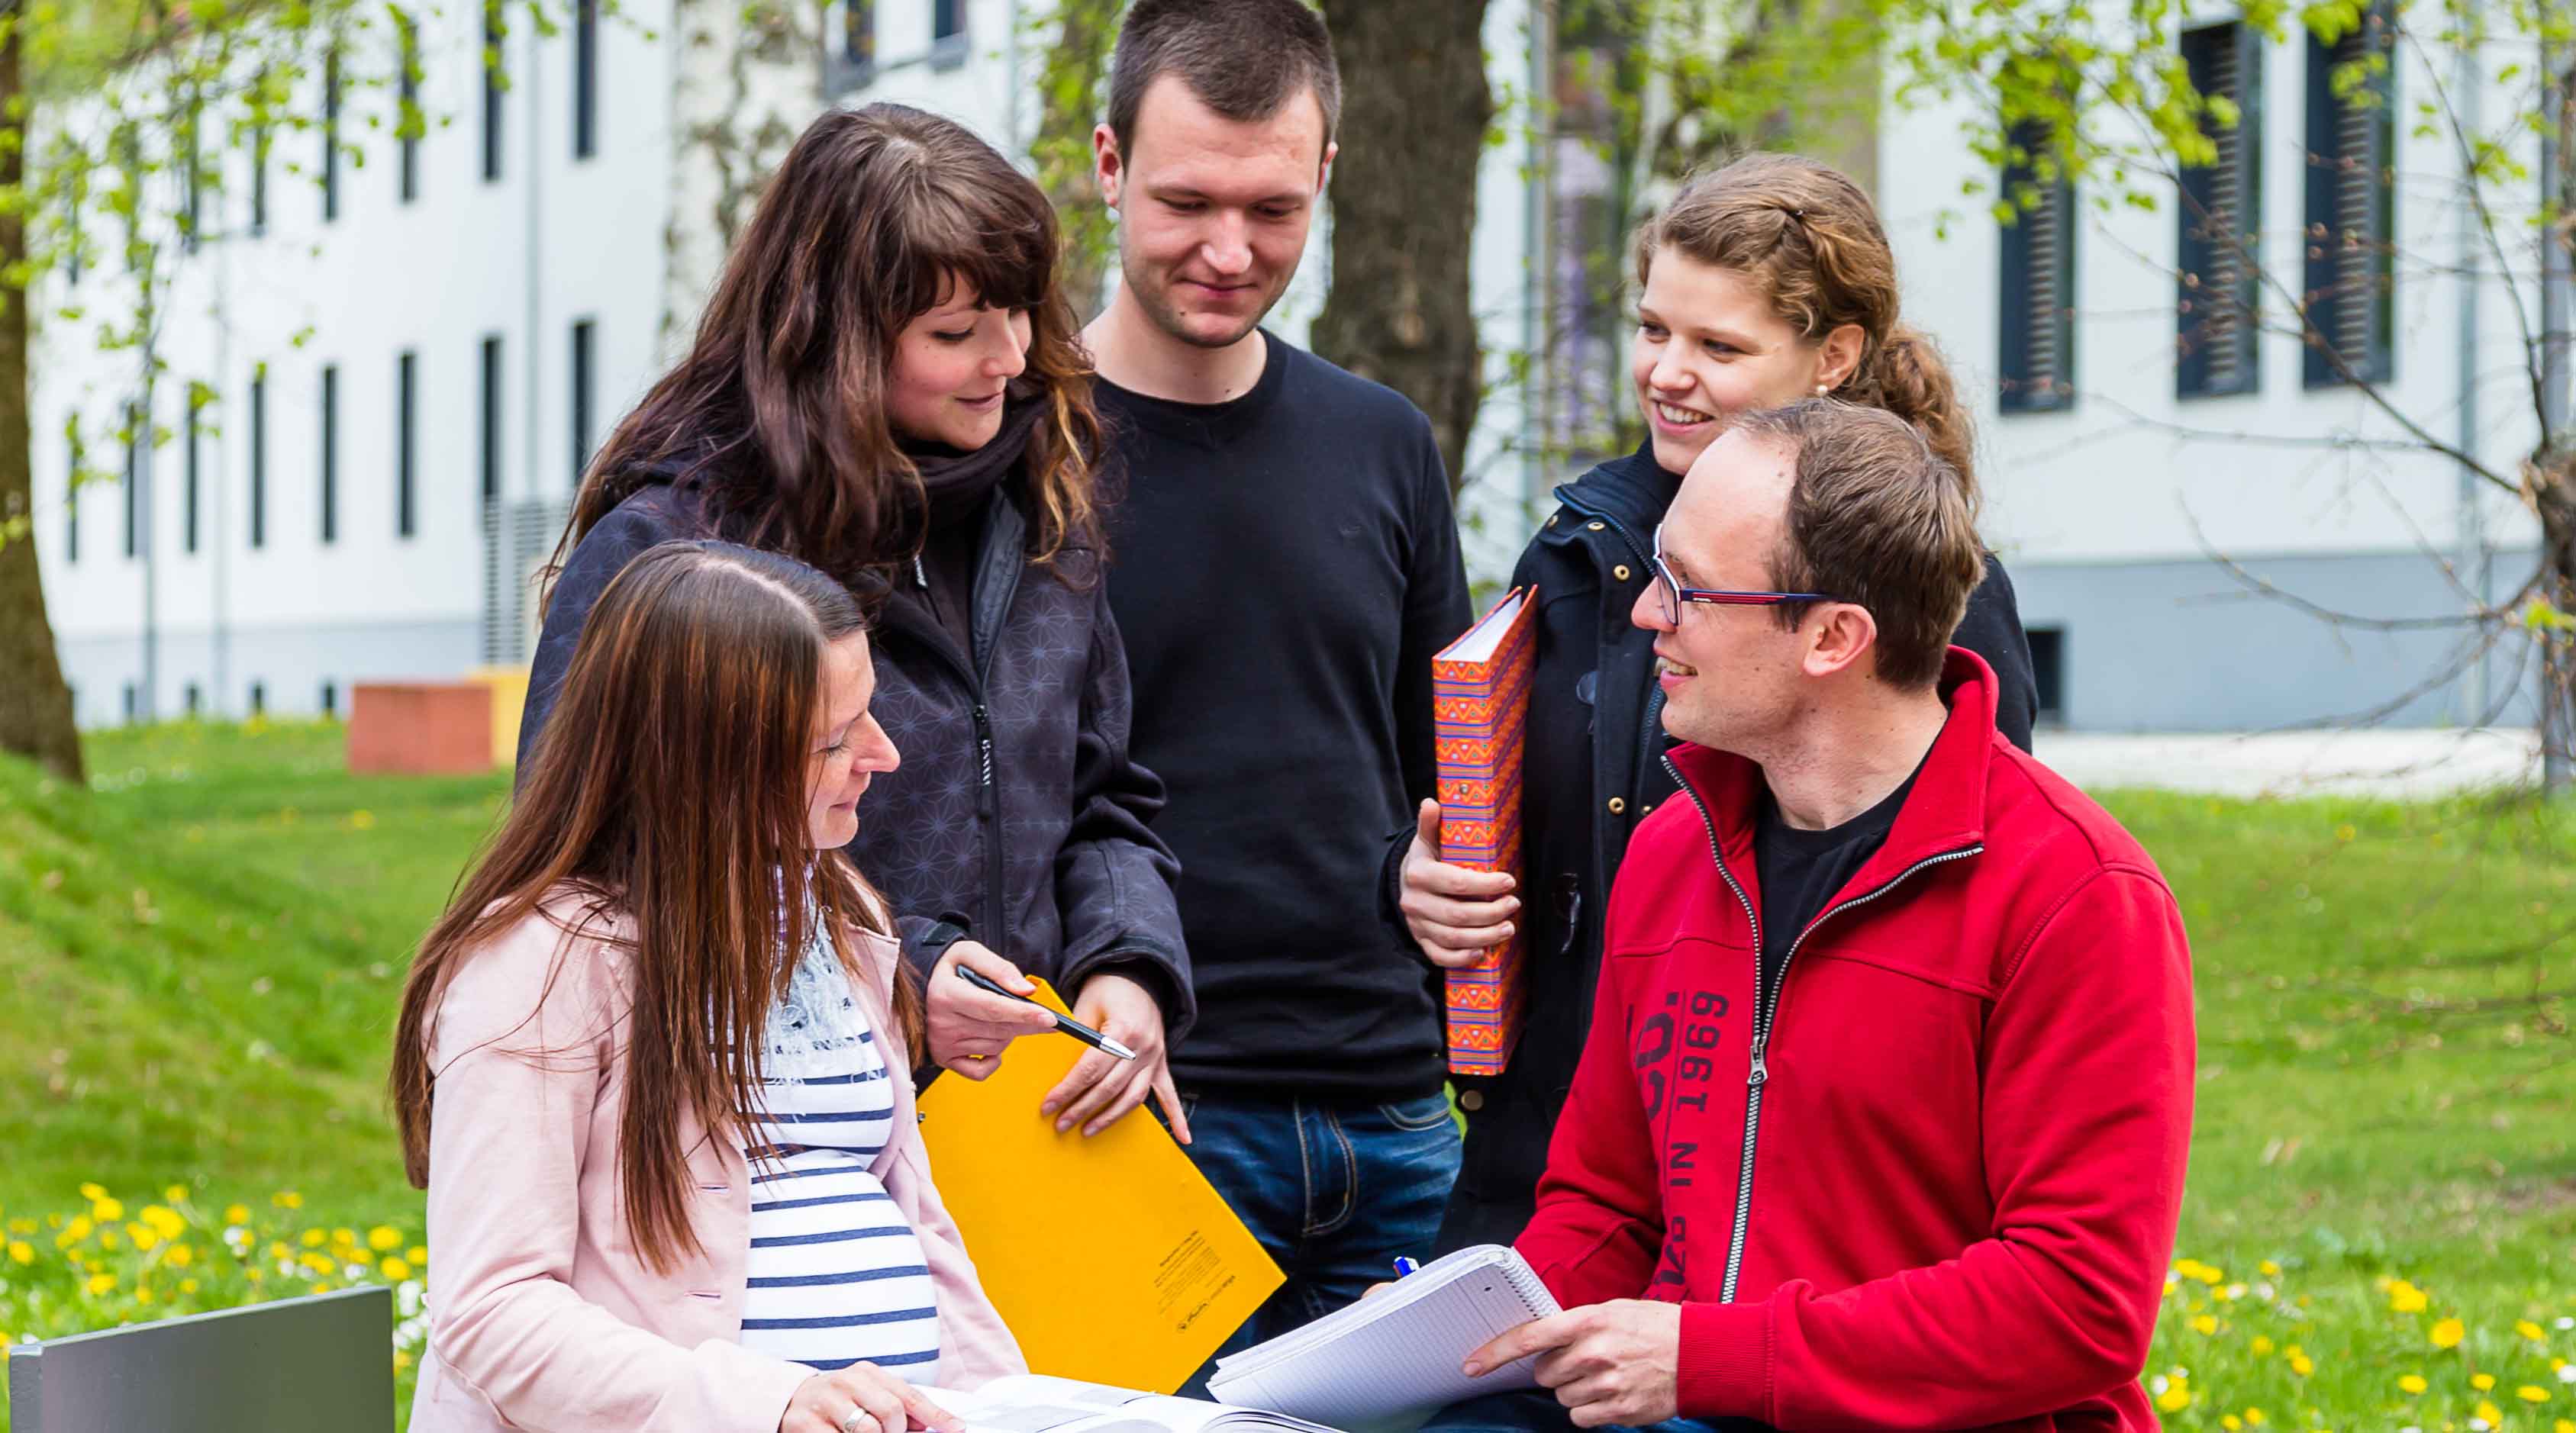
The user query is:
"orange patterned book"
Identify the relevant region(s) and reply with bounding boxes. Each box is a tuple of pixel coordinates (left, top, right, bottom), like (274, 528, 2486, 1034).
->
(1433, 587, 1537, 1074)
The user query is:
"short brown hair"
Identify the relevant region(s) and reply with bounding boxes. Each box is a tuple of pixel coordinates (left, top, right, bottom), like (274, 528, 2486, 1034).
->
(1641, 153, 1979, 509)
(1107, 0, 1342, 160)
(1733, 399, 1985, 690)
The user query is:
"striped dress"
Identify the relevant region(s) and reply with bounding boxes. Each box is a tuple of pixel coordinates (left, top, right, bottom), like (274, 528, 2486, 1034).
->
(737, 932, 943, 1381)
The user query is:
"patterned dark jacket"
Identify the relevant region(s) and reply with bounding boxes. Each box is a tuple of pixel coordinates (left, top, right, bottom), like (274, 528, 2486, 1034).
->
(517, 475, 1195, 1042)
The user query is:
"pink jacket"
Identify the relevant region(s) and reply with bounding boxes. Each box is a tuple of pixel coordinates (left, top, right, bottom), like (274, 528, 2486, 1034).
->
(408, 892, 1026, 1433)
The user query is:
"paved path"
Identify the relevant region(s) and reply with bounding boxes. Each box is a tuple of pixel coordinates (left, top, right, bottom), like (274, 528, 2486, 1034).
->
(2032, 728, 2545, 799)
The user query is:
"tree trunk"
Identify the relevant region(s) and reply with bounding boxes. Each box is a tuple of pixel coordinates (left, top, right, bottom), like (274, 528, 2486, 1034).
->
(2535, 466, 2576, 790)
(1313, 0, 1494, 491)
(0, 0, 85, 784)
(1033, 0, 1122, 321)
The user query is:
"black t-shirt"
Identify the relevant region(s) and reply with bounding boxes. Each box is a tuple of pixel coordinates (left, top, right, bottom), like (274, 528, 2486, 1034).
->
(1752, 758, 1926, 996)
(1098, 332, 1473, 1101)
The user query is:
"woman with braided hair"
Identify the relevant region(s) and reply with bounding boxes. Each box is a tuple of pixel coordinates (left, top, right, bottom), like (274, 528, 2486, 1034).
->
(1398, 153, 2042, 1255)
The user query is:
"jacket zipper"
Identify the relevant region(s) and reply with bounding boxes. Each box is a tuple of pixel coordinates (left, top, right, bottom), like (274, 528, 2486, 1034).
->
(1662, 752, 1983, 1303)
(969, 545, 1024, 948)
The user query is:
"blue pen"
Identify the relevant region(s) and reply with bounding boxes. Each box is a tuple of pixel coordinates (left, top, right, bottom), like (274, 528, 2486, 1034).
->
(1392, 1257, 1420, 1277)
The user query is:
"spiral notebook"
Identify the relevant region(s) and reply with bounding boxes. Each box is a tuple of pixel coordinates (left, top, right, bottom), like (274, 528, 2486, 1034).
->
(1203, 1245, 1562, 1429)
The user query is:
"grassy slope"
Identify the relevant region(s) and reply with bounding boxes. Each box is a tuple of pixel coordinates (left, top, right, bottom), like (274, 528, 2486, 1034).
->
(0, 721, 505, 1223)
(5, 726, 2576, 1425)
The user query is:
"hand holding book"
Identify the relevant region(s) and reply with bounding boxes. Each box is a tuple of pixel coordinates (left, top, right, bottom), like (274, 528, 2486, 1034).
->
(1398, 797, 1520, 968)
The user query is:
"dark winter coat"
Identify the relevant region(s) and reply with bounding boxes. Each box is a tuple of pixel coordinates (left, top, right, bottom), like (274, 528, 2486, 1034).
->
(516, 458, 1194, 1045)
(1429, 441, 2039, 1254)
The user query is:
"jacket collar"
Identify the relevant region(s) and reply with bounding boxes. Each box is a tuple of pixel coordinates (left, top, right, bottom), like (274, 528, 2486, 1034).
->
(1551, 440, 1679, 539)
(1668, 647, 1997, 888)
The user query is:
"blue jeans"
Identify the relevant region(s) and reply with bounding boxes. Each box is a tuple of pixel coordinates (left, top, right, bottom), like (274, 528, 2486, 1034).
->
(1422, 1390, 1768, 1433)
(1177, 1088, 1463, 1396)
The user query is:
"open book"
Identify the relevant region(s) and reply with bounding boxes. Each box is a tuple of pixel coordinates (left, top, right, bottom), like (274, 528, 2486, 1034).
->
(932, 1373, 1343, 1433)
(1203, 1245, 1562, 1430)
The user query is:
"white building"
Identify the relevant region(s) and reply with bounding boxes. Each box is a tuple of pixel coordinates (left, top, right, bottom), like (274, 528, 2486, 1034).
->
(30, 0, 2542, 733)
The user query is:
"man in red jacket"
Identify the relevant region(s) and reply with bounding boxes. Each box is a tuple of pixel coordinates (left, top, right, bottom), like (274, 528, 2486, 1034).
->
(1436, 400, 2194, 1432)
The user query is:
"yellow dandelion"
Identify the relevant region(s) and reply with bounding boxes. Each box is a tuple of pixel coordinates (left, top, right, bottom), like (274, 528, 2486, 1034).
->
(300, 1251, 335, 1274)
(166, 1243, 193, 1267)
(84, 1272, 114, 1296)
(2392, 1280, 2433, 1314)
(267, 1241, 290, 1259)
(2558, 1358, 2571, 1373)
(407, 1245, 428, 1265)
(2291, 1353, 2315, 1377)
(134, 1286, 153, 1306)
(367, 1225, 403, 1252)
(2259, 1260, 2281, 1277)
(142, 1206, 185, 1240)
(78, 1183, 105, 1201)
(90, 1197, 122, 1222)
(2252, 1335, 2275, 1355)
(96, 1230, 119, 1251)
(300, 1229, 326, 1248)
(2524, 1322, 2550, 1341)
(2478, 1373, 2499, 1391)
(2156, 1386, 2191, 1413)
(309, 1281, 331, 1296)
(2555, 1420, 2574, 1433)
(2479, 1400, 2506, 1426)
(179, 1278, 198, 1293)
(2244, 1409, 2265, 1426)
(2193, 1315, 2219, 1335)
(162, 1184, 186, 1203)
(2196, 1264, 2224, 1285)
(2402, 1374, 2429, 1395)
(244, 1267, 263, 1283)
(8, 1218, 33, 1234)
(2223, 1417, 2242, 1431)
(380, 1256, 411, 1280)
(331, 1228, 358, 1248)
(393, 1349, 412, 1371)
(223, 1204, 250, 1226)
(5, 1241, 29, 1265)
(2526, 1388, 2555, 1405)
(2435, 1317, 2468, 1349)
(271, 1191, 302, 1210)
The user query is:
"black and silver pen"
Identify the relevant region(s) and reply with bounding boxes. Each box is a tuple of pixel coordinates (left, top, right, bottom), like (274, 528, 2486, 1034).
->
(953, 964, 1139, 1061)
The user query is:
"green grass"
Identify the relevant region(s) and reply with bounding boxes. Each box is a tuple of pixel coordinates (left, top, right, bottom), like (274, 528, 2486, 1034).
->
(5, 726, 2576, 1428)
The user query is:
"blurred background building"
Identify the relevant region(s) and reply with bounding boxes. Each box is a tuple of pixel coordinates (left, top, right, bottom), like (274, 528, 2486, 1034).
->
(28, 0, 2539, 734)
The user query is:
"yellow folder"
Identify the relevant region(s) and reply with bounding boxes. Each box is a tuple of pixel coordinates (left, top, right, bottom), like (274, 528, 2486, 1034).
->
(917, 980, 1284, 1393)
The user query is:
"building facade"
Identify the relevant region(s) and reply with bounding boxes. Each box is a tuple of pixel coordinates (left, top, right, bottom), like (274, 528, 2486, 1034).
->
(30, 0, 2545, 733)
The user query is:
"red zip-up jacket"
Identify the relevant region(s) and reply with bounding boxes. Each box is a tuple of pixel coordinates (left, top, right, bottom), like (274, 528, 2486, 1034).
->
(1515, 651, 2194, 1431)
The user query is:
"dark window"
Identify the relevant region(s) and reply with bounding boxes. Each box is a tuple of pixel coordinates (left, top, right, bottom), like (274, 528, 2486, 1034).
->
(249, 680, 266, 715)
(2178, 22, 2264, 398)
(322, 47, 341, 221)
(122, 402, 138, 559)
(2027, 627, 2066, 726)
(846, 0, 875, 69)
(251, 108, 269, 236)
(182, 101, 203, 253)
(480, 335, 503, 502)
(123, 683, 138, 724)
(320, 364, 339, 544)
(1998, 114, 2077, 413)
(574, 0, 598, 159)
(65, 427, 79, 564)
(185, 398, 201, 554)
(321, 680, 339, 718)
(398, 13, 421, 204)
(2303, 5, 2396, 387)
(397, 350, 418, 538)
(570, 319, 595, 488)
(931, 0, 964, 64)
(185, 681, 202, 715)
(249, 373, 266, 549)
(482, 2, 505, 182)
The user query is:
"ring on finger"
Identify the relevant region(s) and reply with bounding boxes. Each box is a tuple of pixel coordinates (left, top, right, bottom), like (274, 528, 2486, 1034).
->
(840, 1409, 880, 1433)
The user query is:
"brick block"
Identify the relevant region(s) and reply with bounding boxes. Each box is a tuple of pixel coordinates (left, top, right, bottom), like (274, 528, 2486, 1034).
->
(349, 682, 496, 775)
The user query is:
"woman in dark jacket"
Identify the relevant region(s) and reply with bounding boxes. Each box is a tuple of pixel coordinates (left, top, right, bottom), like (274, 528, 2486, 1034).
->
(520, 104, 1192, 1141)
(1407, 153, 2041, 1252)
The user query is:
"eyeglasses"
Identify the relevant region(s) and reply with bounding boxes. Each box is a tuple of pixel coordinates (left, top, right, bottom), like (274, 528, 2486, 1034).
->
(1648, 523, 1839, 627)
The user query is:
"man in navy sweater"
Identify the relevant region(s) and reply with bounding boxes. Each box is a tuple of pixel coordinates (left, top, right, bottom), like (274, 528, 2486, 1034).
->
(1082, 0, 1475, 1383)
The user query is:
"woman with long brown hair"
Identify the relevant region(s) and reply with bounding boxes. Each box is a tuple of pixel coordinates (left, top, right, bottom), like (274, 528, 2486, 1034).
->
(519, 104, 1191, 1142)
(1401, 153, 2042, 1255)
(395, 540, 1020, 1432)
